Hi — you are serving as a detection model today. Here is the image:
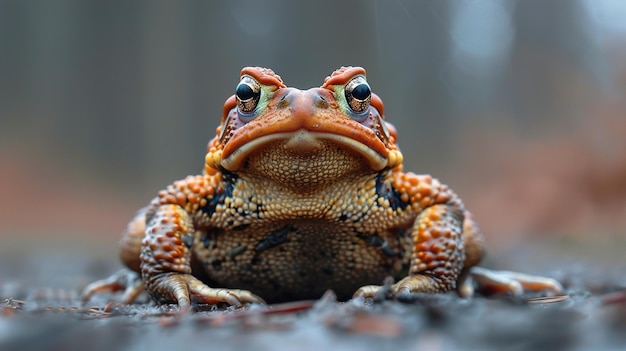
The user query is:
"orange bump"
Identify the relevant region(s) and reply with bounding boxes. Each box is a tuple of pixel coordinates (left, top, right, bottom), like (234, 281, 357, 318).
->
(427, 210, 441, 221)
(435, 253, 449, 260)
(421, 252, 435, 263)
(418, 185, 432, 197)
(430, 242, 444, 253)
(176, 193, 186, 207)
(429, 227, 441, 238)
(427, 262, 439, 270)
(165, 195, 177, 204)
(400, 193, 409, 203)
(433, 268, 447, 276)
(187, 194, 197, 204)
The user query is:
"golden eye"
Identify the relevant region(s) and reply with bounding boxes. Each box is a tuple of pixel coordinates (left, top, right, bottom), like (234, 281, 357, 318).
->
(235, 76, 261, 114)
(344, 76, 371, 115)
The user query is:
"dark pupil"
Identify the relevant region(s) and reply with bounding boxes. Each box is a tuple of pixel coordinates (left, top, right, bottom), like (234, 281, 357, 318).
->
(351, 83, 370, 100)
(236, 83, 255, 101)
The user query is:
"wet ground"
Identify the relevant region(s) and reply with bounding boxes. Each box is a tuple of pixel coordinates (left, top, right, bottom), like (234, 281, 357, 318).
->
(1, 244, 625, 351)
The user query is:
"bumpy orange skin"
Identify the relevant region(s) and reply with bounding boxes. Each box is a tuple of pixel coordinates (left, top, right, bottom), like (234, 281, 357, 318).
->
(88, 67, 487, 305)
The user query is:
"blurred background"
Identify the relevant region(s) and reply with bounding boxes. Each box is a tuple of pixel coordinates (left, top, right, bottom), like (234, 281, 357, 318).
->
(1, 0, 625, 273)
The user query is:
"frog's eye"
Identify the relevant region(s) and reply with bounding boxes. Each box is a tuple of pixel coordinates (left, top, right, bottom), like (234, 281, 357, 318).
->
(236, 76, 261, 115)
(344, 76, 371, 116)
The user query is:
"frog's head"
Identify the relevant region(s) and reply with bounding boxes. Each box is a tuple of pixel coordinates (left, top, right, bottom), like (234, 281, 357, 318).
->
(205, 67, 403, 190)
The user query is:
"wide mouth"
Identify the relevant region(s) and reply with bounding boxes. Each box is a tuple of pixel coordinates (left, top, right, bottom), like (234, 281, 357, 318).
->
(220, 130, 388, 172)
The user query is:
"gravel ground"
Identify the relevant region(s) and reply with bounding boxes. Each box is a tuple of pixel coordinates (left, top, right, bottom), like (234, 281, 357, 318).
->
(1, 247, 625, 351)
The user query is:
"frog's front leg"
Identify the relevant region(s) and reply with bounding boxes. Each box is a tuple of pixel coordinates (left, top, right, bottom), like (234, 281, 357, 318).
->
(140, 204, 263, 309)
(355, 173, 466, 297)
(356, 207, 467, 297)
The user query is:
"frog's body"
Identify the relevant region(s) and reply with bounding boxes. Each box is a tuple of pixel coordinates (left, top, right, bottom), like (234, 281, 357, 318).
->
(83, 67, 562, 307)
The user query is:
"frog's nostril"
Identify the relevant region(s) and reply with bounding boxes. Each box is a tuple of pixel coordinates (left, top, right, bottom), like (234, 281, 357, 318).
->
(278, 91, 292, 109)
(313, 94, 329, 109)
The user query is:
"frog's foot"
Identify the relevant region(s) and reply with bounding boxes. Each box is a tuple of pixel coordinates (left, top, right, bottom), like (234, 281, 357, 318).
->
(147, 273, 265, 309)
(353, 275, 442, 300)
(458, 266, 564, 298)
(81, 269, 144, 304)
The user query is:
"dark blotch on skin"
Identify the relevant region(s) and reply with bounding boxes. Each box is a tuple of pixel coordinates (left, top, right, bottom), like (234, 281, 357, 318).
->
(200, 228, 222, 249)
(181, 233, 194, 248)
(380, 240, 399, 258)
(356, 232, 400, 258)
(233, 223, 251, 231)
(368, 234, 385, 247)
(200, 232, 213, 249)
(375, 173, 408, 211)
(200, 171, 238, 217)
(226, 244, 248, 258)
(211, 260, 222, 271)
(255, 225, 295, 252)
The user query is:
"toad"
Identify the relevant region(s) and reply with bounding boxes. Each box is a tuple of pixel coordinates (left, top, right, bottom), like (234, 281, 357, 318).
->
(83, 67, 562, 308)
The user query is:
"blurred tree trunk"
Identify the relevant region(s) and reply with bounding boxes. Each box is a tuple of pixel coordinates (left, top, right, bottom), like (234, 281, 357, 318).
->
(505, 0, 597, 131)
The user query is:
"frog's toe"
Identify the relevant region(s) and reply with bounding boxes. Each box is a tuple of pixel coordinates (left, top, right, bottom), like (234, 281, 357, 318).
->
(82, 269, 143, 304)
(390, 275, 441, 295)
(469, 266, 564, 297)
(353, 285, 385, 299)
(189, 284, 266, 306)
